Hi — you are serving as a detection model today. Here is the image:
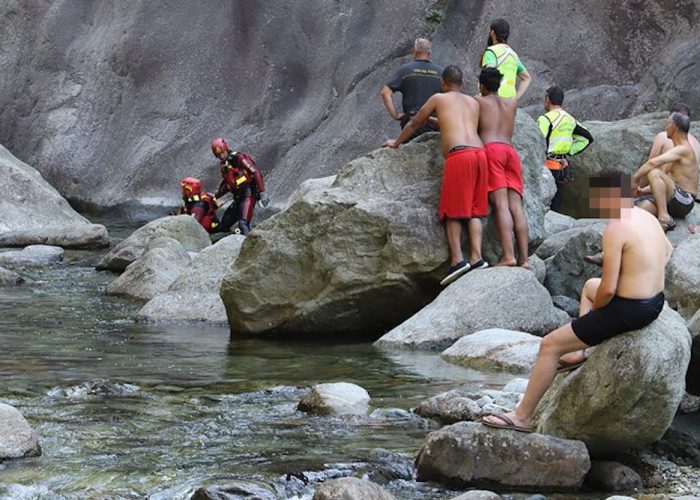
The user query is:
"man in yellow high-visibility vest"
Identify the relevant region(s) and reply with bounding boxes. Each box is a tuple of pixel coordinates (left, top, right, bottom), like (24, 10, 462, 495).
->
(481, 19, 532, 100)
(537, 86, 593, 212)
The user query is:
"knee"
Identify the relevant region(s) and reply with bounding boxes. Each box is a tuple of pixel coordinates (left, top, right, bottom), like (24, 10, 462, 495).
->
(648, 169, 662, 181)
(583, 277, 601, 295)
(539, 334, 559, 356)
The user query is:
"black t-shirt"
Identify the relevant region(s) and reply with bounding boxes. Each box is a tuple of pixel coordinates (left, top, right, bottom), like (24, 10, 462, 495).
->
(386, 59, 443, 114)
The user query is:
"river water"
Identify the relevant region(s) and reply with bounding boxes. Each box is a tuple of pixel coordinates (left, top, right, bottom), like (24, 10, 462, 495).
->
(0, 216, 521, 499)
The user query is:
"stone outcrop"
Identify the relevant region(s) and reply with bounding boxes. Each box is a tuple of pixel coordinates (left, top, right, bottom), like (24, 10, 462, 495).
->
(137, 234, 245, 323)
(535, 305, 691, 455)
(544, 210, 576, 238)
(312, 477, 395, 500)
(97, 215, 210, 273)
(0, 403, 41, 460)
(416, 422, 590, 489)
(0, 245, 64, 265)
(0, 265, 26, 285)
(441, 329, 540, 374)
(543, 228, 604, 301)
(375, 267, 566, 351)
(666, 235, 700, 319)
(0, 223, 109, 250)
(298, 383, 371, 416)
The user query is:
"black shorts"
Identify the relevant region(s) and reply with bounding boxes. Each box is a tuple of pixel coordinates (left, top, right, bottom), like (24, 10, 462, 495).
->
(571, 292, 665, 346)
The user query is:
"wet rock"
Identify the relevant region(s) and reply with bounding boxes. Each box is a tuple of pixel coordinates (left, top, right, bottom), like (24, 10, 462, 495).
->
(535, 305, 691, 455)
(298, 383, 370, 416)
(552, 295, 580, 318)
(375, 267, 567, 351)
(96, 215, 210, 272)
(105, 237, 192, 301)
(221, 116, 554, 338)
(604, 497, 637, 500)
(441, 329, 540, 374)
(0, 245, 64, 265)
(543, 228, 603, 301)
(137, 234, 245, 323)
(450, 491, 502, 500)
(0, 403, 41, 459)
(652, 415, 700, 467)
(679, 393, 700, 414)
(368, 408, 415, 420)
(666, 235, 700, 319)
(414, 390, 482, 424)
(312, 477, 395, 500)
(584, 461, 643, 492)
(0, 265, 25, 285)
(366, 448, 414, 483)
(544, 210, 576, 238)
(0, 223, 109, 250)
(416, 422, 590, 489)
(502, 378, 529, 394)
(190, 482, 277, 500)
(47, 379, 140, 399)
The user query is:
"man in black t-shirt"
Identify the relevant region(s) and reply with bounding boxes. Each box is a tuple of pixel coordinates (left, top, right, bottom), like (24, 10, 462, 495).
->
(380, 38, 443, 141)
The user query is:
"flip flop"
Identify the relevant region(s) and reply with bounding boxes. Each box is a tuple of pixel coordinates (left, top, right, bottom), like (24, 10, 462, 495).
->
(583, 253, 603, 267)
(481, 413, 534, 433)
(659, 218, 676, 232)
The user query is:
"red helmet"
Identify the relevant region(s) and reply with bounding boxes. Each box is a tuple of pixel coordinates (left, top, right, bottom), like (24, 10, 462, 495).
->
(181, 177, 202, 197)
(211, 138, 229, 158)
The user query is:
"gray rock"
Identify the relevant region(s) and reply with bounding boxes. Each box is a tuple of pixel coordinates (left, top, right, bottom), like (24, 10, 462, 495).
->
(502, 378, 529, 394)
(652, 417, 700, 467)
(543, 228, 604, 301)
(415, 422, 590, 489)
(536, 225, 605, 260)
(190, 482, 276, 500)
(450, 491, 502, 500)
(105, 237, 192, 301)
(137, 234, 245, 323)
(0, 403, 41, 459)
(366, 448, 415, 483)
(552, 295, 581, 318)
(375, 267, 566, 351)
(298, 383, 370, 416)
(544, 210, 576, 238)
(0, 265, 25, 285)
(688, 309, 700, 340)
(679, 393, 700, 414)
(312, 477, 395, 500)
(441, 329, 541, 374)
(414, 390, 482, 424)
(96, 215, 210, 272)
(535, 305, 691, 455)
(666, 235, 700, 319)
(585, 461, 643, 492)
(0, 223, 109, 250)
(0, 245, 64, 265)
(528, 254, 546, 284)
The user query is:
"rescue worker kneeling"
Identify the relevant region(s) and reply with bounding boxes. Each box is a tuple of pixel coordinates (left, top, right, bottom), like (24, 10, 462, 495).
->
(175, 177, 222, 233)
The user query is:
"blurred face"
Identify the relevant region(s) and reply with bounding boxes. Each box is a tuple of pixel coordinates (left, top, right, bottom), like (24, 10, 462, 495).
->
(212, 147, 227, 161)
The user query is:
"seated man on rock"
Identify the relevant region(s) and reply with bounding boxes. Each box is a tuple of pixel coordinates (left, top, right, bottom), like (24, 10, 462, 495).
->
(482, 173, 671, 432)
(632, 112, 698, 231)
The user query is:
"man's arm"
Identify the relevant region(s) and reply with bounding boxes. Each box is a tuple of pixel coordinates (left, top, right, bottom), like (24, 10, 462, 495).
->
(380, 86, 403, 121)
(383, 96, 437, 148)
(633, 145, 688, 185)
(570, 122, 593, 155)
(593, 224, 625, 309)
(514, 68, 532, 101)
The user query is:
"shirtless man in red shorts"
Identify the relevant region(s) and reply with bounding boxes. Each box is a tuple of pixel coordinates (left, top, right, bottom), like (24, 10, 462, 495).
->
(475, 67, 529, 267)
(384, 65, 488, 286)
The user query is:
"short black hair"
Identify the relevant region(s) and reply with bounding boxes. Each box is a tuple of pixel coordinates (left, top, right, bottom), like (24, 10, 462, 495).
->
(490, 19, 510, 42)
(479, 67, 502, 93)
(546, 86, 565, 106)
(589, 172, 632, 197)
(670, 112, 691, 134)
(670, 102, 691, 119)
(442, 65, 463, 86)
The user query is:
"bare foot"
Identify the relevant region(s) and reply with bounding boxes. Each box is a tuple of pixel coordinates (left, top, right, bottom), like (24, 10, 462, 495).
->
(518, 261, 530, 269)
(495, 258, 517, 267)
(689, 224, 699, 234)
(482, 411, 534, 432)
(559, 350, 586, 366)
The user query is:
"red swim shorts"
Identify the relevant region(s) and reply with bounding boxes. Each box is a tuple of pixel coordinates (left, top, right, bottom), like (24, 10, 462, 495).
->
(438, 147, 488, 222)
(484, 142, 524, 196)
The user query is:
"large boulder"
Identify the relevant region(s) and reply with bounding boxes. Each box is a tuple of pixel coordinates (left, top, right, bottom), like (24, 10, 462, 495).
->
(105, 237, 192, 301)
(312, 477, 395, 500)
(544, 210, 576, 238)
(535, 305, 691, 455)
(415, 422, 590, 489)
(96, 215, 210, 272)
(298, 382, 370, 416)
(441, 329, 540, 374)
(536, 224, 605, 260)
(0, 245, 64, 265)
(543, 227, 604, 301)
(137, 235, 245, 323)
(0, 223, 109, 250)
(375, 267, 567, 351)
(0, 265, 25, 285)
(0, 403, 41, 459)
(666, 235, 700, 319)
(221, 116, 554, 337)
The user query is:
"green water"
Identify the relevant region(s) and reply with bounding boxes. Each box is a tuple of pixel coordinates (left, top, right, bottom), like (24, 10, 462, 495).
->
(0, 216, 516, 499)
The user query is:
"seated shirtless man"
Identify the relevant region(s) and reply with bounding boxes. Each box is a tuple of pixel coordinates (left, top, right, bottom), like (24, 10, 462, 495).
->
(633, 112, 698, 231)
(384, 65, 488, 286)
(482, 173, 671, 432)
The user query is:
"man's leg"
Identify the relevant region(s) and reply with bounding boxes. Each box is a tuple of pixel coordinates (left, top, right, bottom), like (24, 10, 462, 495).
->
(482, 323, 589, 429)
(559, 277, 600, 366)
(549, 169, 565, 213)
(467, 217, 483, 265)
(489, 188, 516, 266)
(446, 219, 464, 266)
(647, 169, 676, 223)
(508, 189, 530, 267)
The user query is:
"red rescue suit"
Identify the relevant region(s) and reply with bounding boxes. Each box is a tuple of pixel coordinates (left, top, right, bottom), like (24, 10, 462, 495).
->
(215, 151, 266, 235)
(180, 192, 221, 233)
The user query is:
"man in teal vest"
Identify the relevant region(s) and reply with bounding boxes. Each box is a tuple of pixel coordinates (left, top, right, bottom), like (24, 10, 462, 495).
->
(481, 19, 532, 100)
(537, 86, 594, 212)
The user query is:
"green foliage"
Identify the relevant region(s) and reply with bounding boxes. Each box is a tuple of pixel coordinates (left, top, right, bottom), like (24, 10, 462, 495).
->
(425, 8, 444, 24)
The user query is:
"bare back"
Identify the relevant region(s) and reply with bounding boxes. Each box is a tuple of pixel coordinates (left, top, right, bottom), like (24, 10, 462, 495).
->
(666, 142, 699, 196)
(608, 207, 670, 299)
(652, 131, 700, 161)
(474, 94, 517, 144)
(432, 91, 483, 157)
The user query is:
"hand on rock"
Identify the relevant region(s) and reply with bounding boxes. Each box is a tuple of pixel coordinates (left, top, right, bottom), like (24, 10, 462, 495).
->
(383, 139, 398, 148)
(259, 192, 270, 208)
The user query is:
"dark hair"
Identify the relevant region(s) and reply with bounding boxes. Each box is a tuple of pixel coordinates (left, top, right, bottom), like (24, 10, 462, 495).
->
(589, 172, 632, 197)
(546, 86, 565, 106)
(670, 112, 691, 134)
(442, 65, 463, 86)
(670, 102, 691, 119)
(479, 67, 502, 93)
(490, 19, 510, 42)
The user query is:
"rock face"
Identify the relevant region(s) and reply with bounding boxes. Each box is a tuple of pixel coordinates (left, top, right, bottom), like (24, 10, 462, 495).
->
(298, 383, 371, 416)
(535, 305, 691, 455)
(97, 215, 210, 272)
(441, 329, 540, 374)
(137, 235, 245, 323)
(375, 267, 566, 351)
(544, 210, 576, 238)
(312, 477, 395, 500)
(415, 422, 590, 489)
(543, 228, 604, 301)
(221, 121, 554, 338)
(0, 403, 41, 459)
(0, 223, 109, 250)
(0, 265, 25, 285)
(0, 245, 65, 265)
(584, 461, 643, 492)
(105, 237, 192, 301)
(666, 235, 700, 319)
